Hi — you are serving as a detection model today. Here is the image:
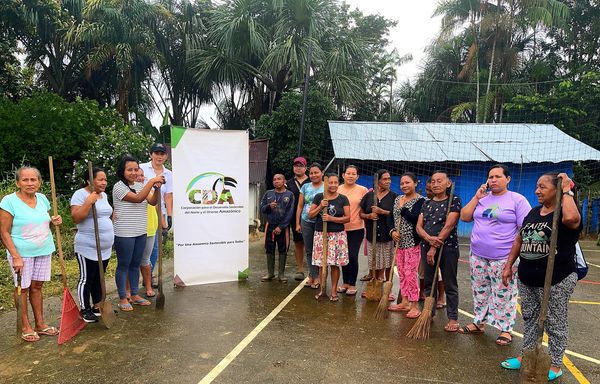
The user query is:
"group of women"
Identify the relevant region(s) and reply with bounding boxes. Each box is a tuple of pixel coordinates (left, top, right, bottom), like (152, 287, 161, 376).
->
(0, 153, 167, 341)
(294, 162, 581, 381)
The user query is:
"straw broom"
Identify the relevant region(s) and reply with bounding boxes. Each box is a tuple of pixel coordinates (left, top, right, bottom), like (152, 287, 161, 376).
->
(365, 173, 382, 301)
(521, 177, 562, 383)
(317, 176, 329, 300)
(374, 222, 400, 320)
(407, 182, 455, 340)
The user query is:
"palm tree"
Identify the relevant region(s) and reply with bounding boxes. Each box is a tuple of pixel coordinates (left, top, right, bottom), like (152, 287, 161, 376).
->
(73, 0, 163, 121)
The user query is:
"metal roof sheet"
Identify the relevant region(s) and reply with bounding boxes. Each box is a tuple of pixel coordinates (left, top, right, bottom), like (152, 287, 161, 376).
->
(328, 122, 600, 163)
(249, 139, 269, 183)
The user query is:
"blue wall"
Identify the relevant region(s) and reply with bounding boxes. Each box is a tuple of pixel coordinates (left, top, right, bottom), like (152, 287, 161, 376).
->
(355, 162, 573, 237)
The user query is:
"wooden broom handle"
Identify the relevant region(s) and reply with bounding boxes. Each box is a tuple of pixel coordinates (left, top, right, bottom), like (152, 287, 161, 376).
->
(48, 156, 68, 288)
(370, 173, 379, 275)
(428, 182, 455, 295)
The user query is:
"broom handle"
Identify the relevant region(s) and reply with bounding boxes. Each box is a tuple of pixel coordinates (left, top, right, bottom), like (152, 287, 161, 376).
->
(428, 182, 455, 296)
(48, 156, 68, 289)
(370, 174, 379, 276)
(87, 162, 108, 300)
(321, 176, 328, 282)
(386, 201, 404, 284)
(537, 177, 563, 334)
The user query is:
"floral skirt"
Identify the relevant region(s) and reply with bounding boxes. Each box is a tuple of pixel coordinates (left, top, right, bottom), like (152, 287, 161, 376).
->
(312, 231, 349, 267)
(366, 241, 394, 270)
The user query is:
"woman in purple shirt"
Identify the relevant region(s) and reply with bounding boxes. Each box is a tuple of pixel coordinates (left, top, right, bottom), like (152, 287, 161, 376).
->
(460, 164, 531, 345)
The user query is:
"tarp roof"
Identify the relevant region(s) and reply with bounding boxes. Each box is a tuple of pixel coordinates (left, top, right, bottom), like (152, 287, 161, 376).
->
(328, 122, 600, 163)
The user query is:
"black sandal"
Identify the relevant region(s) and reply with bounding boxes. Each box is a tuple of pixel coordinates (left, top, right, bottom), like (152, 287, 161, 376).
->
(458, 323, 484, 334)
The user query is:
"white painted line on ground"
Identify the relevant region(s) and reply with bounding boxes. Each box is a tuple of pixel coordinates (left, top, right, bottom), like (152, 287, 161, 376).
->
(198, 278, 308, 384)
(587, 262, 600, 269)
(457, 308, 600, 366)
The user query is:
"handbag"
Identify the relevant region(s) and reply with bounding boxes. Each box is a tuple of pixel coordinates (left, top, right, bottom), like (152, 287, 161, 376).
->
(575, 242, 588, 280)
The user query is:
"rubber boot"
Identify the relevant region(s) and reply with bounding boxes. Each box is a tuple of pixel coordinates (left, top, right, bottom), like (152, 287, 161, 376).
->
(278, 253, 288, 283)
(261, 254, 276, 281)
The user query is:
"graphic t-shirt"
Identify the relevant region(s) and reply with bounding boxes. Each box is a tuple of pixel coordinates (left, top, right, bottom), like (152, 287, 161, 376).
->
(338, 184, 368, 231)
(518, 206, 582, 287)
(313, 193, 350, 232)
(299, 183, 324, 223)
(470, 191, 531, 260)
(0, 192, 55, 257)
(420, 196, 462, 249)
(71, 189, 114, 260)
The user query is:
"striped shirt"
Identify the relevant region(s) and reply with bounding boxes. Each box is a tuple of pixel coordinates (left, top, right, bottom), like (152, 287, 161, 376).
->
(112, 181, 148, 237)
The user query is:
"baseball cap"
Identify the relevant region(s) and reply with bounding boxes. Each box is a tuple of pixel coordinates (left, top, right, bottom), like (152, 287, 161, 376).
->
(150, 143, 168, 153)
(293, 157, 307, 166)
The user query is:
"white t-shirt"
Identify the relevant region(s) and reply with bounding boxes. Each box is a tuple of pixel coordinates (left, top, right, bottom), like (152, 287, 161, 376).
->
(112, 181, 147, 237)
(139, 162, 172, 215)
(70, 189, 114, 260)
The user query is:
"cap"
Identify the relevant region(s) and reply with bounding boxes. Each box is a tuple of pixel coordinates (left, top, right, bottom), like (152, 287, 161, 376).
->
(150, 143, 167, 153)
(293, 157, 307, 166)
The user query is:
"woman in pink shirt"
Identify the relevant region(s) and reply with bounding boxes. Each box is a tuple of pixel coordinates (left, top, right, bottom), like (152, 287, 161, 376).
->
(460, 164, 531, 345)
(337, 165, 368, 295)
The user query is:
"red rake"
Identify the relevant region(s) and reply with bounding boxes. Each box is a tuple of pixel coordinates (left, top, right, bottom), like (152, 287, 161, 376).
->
(49, 156, 86, 344)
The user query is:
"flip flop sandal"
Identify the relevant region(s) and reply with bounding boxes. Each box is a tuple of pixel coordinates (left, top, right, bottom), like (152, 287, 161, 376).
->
(310, 283, 320, 290)
(388, 304, 409, 312)
(36, 326, 59, 336)
(132, 298, 152, 306)
(21, 331, 40, 342)
(388, 294, 396, 302)
(336, 287, 347, 293)
(118, 302, 134, 311)
(304, 281, 312, 288)
(500, 357, 521, 370)
(496, 334, 512, 346)
(406, 311, 422, 319)
(444, 323, 460, 332)
(436, 302, 446, 309)
(548, 369, 563, 381)
(146, 291, 156, 298)
(359, 274, 372, 281)
(346, 289, 358, 296)
(330, 296, 339, 302)
(458, 323, 484, 334)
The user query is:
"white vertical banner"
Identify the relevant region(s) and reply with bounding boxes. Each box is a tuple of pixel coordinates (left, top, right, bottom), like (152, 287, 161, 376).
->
(171, 127, 249, 286)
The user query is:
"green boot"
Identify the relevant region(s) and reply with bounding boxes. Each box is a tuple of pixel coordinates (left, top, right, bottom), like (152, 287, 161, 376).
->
(261, 253, 275, 281)
(278, 253, 288, 283)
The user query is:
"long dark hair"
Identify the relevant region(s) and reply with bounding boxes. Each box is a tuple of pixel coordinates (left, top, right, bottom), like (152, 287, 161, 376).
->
(117, 155, 139, 193)
(81, 167, 105, 188)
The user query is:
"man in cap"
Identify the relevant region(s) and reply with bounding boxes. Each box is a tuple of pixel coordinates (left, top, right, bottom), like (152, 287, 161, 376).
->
(286, 157, 309, 281)
(140, 143, 174, 286)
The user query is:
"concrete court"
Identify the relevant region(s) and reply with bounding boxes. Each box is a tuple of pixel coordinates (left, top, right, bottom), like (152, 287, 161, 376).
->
(0, 239, 598, 384)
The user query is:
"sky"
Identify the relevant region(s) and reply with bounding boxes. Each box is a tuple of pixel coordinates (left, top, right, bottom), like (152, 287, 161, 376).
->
(159, 1, 442, 128)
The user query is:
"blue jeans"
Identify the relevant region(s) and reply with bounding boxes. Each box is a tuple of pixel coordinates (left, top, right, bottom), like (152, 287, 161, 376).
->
(150, 230, 159, 273)
(114, 235, 147, 299)
(301, 219, 319, 279)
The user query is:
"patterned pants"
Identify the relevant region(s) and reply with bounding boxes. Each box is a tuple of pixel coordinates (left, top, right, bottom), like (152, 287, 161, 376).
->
(519, 272, 577, 367)
(470, 254, 518, 332)
(396, 246, 420, 302)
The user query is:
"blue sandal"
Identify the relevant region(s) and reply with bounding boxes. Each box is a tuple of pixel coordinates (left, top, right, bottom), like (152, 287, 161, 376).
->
(548, 369, 563, 381)
(500, 357, 521, 370)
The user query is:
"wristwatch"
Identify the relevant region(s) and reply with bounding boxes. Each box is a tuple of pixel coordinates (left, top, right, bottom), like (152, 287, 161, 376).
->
(562, 190, 574, 197)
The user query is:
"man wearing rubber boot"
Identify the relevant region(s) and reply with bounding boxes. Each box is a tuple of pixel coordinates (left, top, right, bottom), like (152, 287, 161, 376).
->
(260, 174, 295, 282)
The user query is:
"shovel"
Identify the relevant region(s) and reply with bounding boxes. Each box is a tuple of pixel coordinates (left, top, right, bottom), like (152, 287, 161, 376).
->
(521, 177, 562, 383)
(155, 186, 165, 310)
(15, 272, 22, 337)
(88, 161, 116, 328)
(49, 156, 87, 344)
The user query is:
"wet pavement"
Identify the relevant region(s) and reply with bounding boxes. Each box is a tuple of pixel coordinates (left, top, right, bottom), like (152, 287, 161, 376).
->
(0, 239, 598, 384)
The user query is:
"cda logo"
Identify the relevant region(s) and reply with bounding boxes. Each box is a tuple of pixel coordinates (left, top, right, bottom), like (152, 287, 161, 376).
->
(186, 172, 238, 205)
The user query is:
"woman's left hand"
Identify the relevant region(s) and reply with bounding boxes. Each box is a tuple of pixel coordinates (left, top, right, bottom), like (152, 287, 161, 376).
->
(51, 215, 62, 226)
(557, 172, 574, 192)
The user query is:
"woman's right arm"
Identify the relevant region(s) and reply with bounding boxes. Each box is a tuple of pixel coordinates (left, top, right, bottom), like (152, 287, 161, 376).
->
(0, 210, 23, 271)
(71, 192, 100, 224)
(122, 175, 164, 203)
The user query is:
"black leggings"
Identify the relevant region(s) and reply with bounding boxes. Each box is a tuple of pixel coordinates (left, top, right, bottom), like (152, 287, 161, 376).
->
(342, 229, 364, 285)
(76, 253, 109, 310)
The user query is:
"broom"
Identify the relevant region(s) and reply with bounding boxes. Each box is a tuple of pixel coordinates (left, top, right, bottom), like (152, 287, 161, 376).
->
(521, 177, 562, 383)
(406, 182, 455, 340)
(15, 272, 22, 337)
(87, 161, 116, 328)
(374, 221, 401, 320)
(316, 176, 329, 300)
(49, 156, 87, 344)
(365, 173, 382, 302)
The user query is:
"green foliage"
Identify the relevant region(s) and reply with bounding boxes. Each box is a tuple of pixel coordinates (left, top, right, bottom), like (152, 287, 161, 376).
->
(254, 89, 337, 177)
(71, 123, 154, 190)
(0, 92, 127, 191)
